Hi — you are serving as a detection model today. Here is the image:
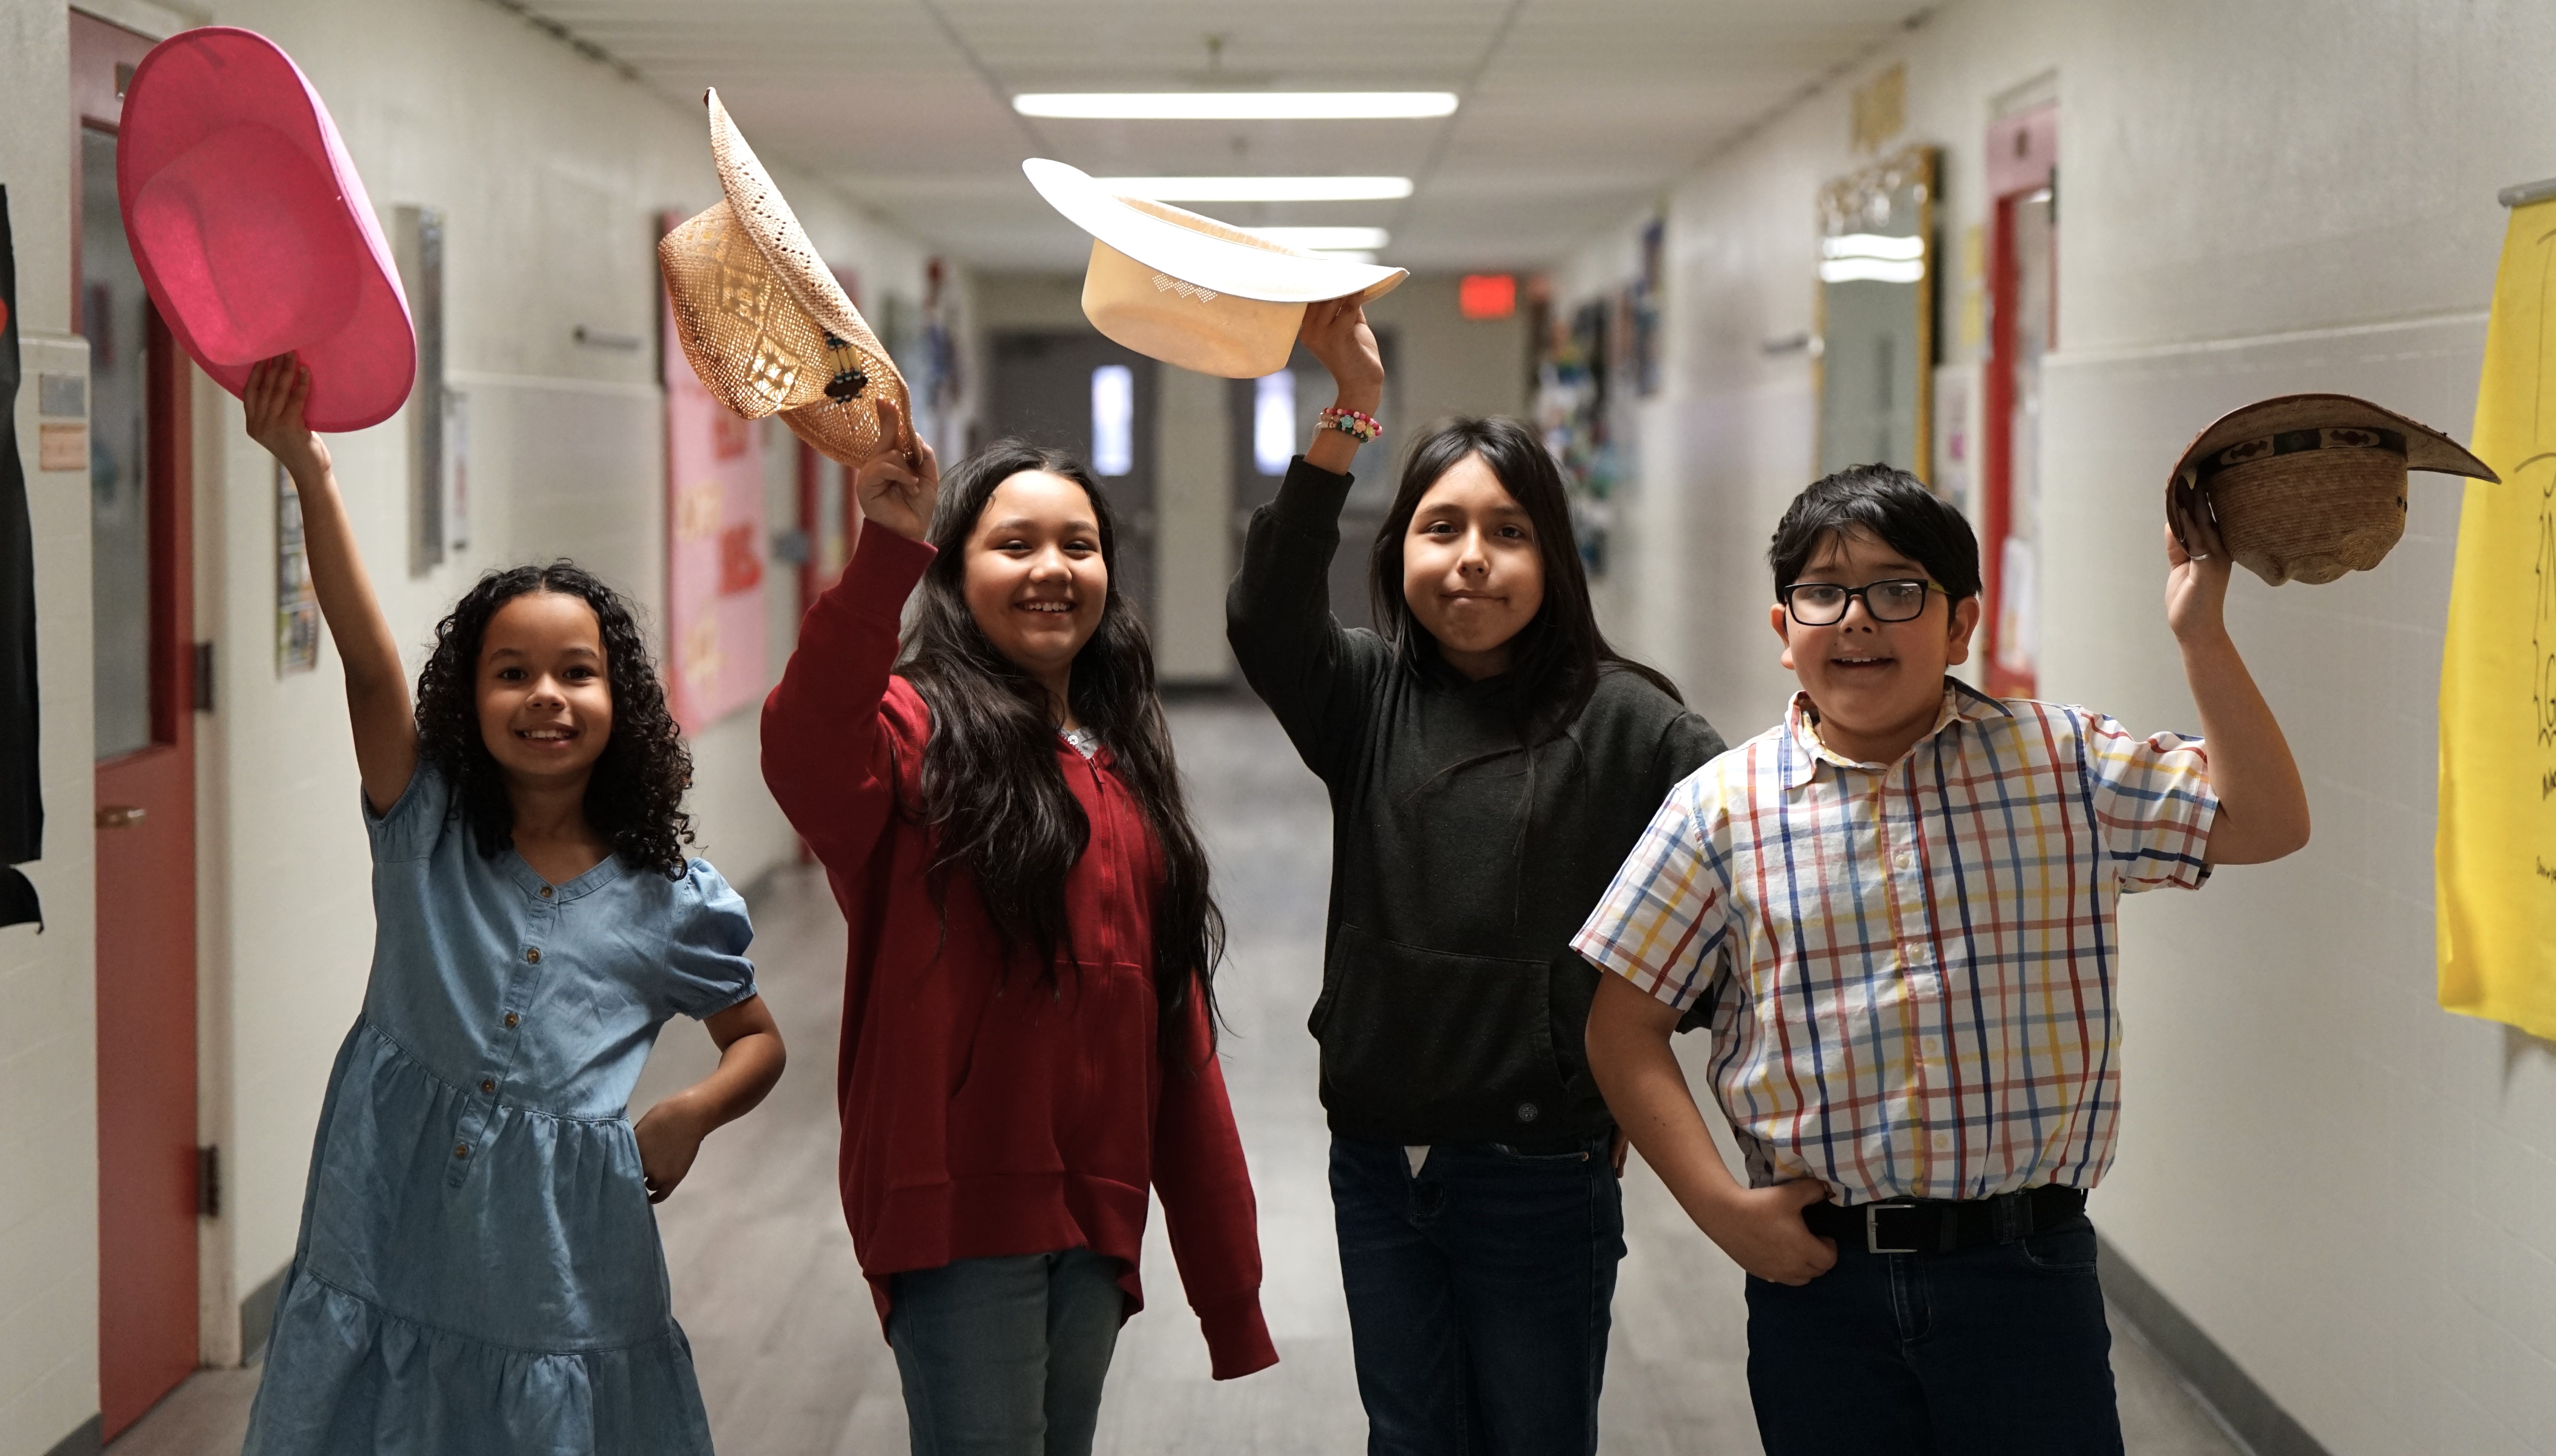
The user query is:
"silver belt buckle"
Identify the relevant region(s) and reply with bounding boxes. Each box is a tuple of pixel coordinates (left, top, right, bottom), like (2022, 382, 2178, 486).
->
(1864, 1201, 1923, 1254)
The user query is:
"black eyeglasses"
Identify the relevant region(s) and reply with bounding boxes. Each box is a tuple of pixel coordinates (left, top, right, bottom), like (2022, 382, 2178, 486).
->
(1779, 578, 1942, 626)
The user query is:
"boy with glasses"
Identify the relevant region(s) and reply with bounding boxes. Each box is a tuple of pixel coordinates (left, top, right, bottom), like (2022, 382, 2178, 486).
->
(1575, 464, 2311, 1453)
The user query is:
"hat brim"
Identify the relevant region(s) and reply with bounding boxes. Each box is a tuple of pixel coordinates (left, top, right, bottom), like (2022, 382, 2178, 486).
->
(1023, 158, 1407, 305)
(118, 28, 415, 433)
(2169, 393, 2496, 486)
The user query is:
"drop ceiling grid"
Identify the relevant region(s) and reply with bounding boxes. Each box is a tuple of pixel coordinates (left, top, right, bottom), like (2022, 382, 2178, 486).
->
(508, 0, 1926, 270)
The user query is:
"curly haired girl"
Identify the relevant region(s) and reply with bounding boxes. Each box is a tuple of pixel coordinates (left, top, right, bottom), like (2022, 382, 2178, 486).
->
(235, 353, 785, 1456)
(764, 401, 1273, 1456)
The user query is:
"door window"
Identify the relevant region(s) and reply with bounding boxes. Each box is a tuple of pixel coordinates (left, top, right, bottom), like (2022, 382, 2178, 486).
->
(80, 125, 153, 760)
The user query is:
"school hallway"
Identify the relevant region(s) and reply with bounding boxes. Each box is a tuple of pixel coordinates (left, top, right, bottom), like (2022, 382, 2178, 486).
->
(96, 695, 2241, 1456)
(20, 3, 2556, 1452)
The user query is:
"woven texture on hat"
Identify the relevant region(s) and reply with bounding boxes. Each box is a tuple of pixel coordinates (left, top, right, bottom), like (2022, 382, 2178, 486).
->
(705, 92, 900, 380)
(660, 202, 833, 420)
(2208, 447, 2406, 585)
(781, 384, 910, 467)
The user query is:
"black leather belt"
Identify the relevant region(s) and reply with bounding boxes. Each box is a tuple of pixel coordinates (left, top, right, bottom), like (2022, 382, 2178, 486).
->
(1802, 1185, 2086, 1254)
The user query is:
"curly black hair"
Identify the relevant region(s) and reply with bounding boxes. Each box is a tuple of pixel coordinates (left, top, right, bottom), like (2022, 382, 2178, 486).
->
(412, 561, 695, 878)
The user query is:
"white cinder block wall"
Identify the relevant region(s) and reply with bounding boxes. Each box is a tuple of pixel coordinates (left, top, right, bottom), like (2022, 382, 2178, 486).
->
(0, 0, 952, 1442)
(1561, 1, 2556, 1451)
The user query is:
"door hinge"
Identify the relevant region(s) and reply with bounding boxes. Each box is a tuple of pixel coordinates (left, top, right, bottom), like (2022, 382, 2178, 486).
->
(197, 1144, 220, 1219)
(193, 641, 215, 714)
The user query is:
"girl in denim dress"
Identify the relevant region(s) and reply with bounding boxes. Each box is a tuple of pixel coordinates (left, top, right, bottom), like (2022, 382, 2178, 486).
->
(236, 354, 787, 1455)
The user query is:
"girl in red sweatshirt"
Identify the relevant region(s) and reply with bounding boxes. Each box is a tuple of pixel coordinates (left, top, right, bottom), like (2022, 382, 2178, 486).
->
(763, 402, 1275, 1455)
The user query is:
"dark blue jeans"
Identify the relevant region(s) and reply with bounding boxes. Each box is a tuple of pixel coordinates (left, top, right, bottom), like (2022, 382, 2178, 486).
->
(887, 1249, 1125, 1456)
(1329, 1134, 1625, 1456)
(1746, 1212, 2125, 1456)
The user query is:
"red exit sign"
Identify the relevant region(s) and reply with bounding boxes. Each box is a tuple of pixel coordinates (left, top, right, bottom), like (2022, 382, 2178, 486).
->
(1459, 273, 1516, 320)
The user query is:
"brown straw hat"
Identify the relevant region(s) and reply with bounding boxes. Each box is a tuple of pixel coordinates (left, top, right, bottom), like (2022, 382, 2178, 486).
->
(2166, 393, 2496, 585)
(659, 89, 910, 464)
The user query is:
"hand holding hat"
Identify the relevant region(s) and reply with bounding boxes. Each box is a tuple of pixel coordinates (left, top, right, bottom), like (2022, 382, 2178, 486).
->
(852, 399, 940, 544)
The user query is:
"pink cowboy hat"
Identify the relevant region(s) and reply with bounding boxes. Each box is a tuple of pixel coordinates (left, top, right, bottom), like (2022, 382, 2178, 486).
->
(118, 28, 414, 433)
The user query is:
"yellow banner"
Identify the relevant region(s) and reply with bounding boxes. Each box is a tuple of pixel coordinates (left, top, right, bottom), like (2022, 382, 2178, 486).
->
(2438, 199, 2556, 1040)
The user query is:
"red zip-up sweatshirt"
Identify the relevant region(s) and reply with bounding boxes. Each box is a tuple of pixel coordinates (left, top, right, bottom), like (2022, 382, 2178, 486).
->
(761, 525, 1276, 1380)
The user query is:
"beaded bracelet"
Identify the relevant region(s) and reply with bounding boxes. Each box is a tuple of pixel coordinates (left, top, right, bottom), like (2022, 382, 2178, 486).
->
(1317, 406, 1382, 445)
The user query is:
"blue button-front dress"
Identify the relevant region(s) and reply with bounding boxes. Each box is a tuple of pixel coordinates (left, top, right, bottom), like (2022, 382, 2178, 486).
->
(242, 765, 756, 1455)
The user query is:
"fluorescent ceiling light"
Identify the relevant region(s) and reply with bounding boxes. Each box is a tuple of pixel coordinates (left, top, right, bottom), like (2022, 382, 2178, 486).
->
(1819, 258, 1925, 284)
(1014, 91, 1458, 120)
(1252, 226, 1389, 251)
(1309, 250, 1380, 265)
(1097, 175, 1414, 202)
(1821, 232, 1924, 262)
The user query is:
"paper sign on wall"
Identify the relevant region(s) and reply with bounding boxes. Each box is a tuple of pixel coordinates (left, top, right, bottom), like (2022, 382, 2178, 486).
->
(2436, 198, 2556, 1041)
(663, 285, 767, 733)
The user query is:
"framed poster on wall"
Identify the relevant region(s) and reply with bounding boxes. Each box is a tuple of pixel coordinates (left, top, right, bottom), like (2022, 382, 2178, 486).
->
(660, 213, 767, 733)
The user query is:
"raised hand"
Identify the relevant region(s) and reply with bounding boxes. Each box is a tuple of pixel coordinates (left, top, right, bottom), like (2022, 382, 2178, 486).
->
(244, 353, 332, 482)
(1297, 294, 1383, 414)
(854, 398, 941, 543)
(2165, 478, 2234, 646)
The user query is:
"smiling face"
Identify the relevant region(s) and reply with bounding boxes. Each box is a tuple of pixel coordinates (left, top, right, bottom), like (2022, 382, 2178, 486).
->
(1401, 452, 1547, 679)
(962, 469, 1109, 697)
(1770, 527, 1981, 765)
(476, 590, 614, 785)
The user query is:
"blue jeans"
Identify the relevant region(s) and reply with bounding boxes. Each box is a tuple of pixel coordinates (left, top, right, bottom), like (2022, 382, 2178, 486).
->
(1745, 1212, 2125, 1456)
(1329, 1135, 1625, 1456)
(886, 1249, 1125, 1456)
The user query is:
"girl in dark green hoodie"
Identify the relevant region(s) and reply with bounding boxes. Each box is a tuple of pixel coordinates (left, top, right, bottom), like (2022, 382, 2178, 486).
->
(1228, 297, 1724, 1456)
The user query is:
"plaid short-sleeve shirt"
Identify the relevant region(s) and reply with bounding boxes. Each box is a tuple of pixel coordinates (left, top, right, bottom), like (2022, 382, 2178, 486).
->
(1574, 679, 2217, 1205)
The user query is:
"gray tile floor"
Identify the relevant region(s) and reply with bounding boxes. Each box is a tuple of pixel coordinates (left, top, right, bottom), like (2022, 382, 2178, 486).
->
(109, 696, 2245, 1455)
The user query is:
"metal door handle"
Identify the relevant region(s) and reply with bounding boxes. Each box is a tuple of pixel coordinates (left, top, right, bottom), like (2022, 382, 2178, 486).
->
(96, 804, 147, 829)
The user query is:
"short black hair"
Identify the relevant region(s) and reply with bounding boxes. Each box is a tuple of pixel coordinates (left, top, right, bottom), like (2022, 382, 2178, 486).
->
(1768, 464, 1982, 601)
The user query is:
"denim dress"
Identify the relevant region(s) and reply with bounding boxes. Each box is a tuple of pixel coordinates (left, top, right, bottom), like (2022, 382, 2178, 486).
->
(242, 765, 756, 1456)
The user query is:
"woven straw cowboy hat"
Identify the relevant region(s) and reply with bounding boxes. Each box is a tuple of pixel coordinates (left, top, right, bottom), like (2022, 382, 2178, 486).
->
(2167, 393, 2496, 585)
(660, 89, 909, 464)
(1022, 158, 1408, 379)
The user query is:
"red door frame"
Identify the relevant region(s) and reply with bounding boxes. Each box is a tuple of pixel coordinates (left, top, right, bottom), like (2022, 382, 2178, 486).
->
(74, 9, 203, 1436)
(1980, 101, 2056, 698)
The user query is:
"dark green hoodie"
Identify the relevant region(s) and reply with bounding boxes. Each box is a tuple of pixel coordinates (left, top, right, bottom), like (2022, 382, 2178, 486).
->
(1228, 459, 1726, 1151)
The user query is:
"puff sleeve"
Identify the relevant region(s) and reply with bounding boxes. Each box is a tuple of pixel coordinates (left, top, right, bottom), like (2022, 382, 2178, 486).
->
(656, 858, 759, 1020)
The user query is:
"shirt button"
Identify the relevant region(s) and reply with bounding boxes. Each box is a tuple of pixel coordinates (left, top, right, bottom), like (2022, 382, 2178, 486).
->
(526, 948, 541, 964)
(503, 1012, 519, 1028)
(1921, 1036, 1943, 1057)
(481, 1079, 495, 1093)
(1895, 851, 1913, 870)
(1931, 1131, 1954, 1151)
(539, 886, 553, 899)
(454, 1144, 469, 1159)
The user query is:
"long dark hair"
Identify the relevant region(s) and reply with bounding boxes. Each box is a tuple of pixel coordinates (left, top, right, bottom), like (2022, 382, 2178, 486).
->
(896, 440, 1223, 1064)
(413, 561, 694, 878)
(1368, 416, 1681, 744)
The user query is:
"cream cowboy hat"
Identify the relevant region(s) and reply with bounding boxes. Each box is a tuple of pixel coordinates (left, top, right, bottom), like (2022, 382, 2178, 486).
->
(660, 89, 909, 464)
(1022, 158, 1408, 379)
(2166, 393, 2496, 585)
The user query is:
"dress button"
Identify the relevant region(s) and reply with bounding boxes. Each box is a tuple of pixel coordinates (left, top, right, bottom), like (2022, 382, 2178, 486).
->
(481, 1079, 495, 1093)
(526, 947, 541, 964)
(503, 1012, 519, 1028)
(454, 1144, 469, 1159)
(539, 885, 553, 898)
